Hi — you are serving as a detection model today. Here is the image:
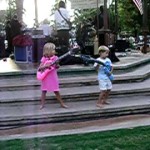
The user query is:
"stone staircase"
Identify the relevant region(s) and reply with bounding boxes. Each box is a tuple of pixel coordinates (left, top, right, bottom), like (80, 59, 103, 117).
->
(0, 53, 150, 128)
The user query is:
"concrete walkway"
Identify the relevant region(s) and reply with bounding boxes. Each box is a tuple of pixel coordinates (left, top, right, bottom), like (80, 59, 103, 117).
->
(0, 114, 150, 141)
(0, 52, 150, 141)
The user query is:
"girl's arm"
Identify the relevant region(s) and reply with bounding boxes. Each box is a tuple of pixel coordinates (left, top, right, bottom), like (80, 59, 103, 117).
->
(38, 62, 51, 71)
(38, 55, 59, 71)
(38, 63, 45, 71)
(54, 60, 60, 69)
(56, 64, 60, 69)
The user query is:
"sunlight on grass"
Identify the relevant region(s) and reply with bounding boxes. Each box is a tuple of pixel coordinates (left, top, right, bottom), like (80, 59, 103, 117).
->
(0, 126, 150, 150)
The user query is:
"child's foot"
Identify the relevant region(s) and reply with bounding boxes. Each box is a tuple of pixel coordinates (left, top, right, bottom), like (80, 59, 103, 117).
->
(96, 103, 104, 108)
(103, 101, 111, 105)
(61, 103, 68, 108)
(40, 105, 45, 110)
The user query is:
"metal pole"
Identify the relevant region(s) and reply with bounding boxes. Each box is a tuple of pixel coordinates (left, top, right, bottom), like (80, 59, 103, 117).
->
(115, 0, 118, 41)
(96, 0, 99, 45)
(34, 0, 39, 27)
(104, 0, 108, 45)
(142, 0, 148, 54)
(104, 0, 108, 29)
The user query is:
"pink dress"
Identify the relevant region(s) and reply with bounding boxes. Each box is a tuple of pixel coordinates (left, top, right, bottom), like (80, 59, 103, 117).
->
(40, 55, 59, 92)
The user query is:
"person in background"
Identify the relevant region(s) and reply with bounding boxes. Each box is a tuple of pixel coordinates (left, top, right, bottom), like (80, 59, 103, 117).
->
(39, 19, 52, 37)
(10, 15, 22, 40)
(5, 20, 12, 55)
(10, 15, 22, 53)
(93, 6, 105, 46)
(54, 1, 70, 48)
(38, 42, 68, 109)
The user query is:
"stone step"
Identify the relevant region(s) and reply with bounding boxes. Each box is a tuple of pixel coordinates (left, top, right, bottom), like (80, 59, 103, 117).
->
(0, 78, 150, 104)
(0, 94, 150, 127)
(0, 54, 150, 78)
(0, 62, 150, 91)
(0, 54, 150, 128)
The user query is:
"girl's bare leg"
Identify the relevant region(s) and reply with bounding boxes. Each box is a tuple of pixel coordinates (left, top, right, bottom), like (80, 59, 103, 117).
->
(54, 91, 68, 108)
(97, 90, 106, 107)
(40, 91, 47, 109)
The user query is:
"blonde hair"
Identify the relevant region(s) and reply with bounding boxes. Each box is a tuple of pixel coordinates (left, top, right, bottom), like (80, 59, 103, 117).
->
(43, 43, 56, 56)
(98, 45, 109, 53)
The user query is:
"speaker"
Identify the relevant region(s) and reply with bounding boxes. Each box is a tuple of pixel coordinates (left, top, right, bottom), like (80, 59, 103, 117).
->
(115, 40, 130, 52)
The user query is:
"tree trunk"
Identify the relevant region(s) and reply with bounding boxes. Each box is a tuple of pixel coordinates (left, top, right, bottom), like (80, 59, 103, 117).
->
(15, 0, 24, 22)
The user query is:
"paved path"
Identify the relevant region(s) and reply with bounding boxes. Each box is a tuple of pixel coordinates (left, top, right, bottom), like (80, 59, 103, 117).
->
(0, 114, 150, 141)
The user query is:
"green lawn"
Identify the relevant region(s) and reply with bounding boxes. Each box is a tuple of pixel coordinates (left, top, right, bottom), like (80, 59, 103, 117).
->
(0, 126, 150, 150)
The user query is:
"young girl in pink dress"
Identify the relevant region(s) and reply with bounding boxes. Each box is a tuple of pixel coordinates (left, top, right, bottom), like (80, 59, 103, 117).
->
(38, 42, 68, 109)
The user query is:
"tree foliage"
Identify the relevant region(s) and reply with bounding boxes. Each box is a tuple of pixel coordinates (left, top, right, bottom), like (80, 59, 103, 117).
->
(118, 0, 143, 35)
(73, 8, 97, 26)
(0, 0, 24, 22)
(1, 0, 149, 33)
(6, 0, 17, 19)
(71, 0, 150, 36)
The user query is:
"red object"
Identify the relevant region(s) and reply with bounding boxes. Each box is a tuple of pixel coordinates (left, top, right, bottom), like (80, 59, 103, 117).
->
(12, 35, 33, 46)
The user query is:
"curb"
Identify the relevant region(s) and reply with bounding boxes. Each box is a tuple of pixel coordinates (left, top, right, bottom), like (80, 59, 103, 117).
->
(0, 104, 150, 128)
(0, 56, 150, 77)
(0, 87, 150, 104)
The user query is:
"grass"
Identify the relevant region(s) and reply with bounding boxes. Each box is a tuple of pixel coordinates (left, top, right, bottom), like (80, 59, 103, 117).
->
(0, 126, 150, 150)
